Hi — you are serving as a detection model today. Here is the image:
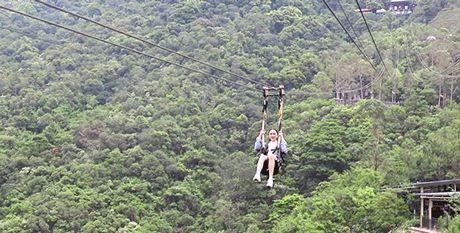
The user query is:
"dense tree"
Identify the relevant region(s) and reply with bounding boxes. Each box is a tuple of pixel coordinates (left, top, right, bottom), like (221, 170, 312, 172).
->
(273, 168, 410, 233)
(0, 0, 459, 232)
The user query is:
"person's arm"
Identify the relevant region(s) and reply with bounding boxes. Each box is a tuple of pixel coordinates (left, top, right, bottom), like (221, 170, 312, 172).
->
(279, 131, 287, 153)
(255, 137, 262, 151)
(254, 129, 265, 151)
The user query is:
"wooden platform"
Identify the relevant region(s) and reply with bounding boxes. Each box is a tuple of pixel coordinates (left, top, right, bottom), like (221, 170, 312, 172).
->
(409, 227, 440, 233)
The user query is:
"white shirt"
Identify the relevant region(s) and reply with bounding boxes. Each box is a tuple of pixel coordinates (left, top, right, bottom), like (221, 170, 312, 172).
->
(266, 141, 278, 156)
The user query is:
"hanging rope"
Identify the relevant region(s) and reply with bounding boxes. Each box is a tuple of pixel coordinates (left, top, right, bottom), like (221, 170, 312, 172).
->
(277, 85, 285, 134)
(261, 87, 269, 150)
(259, 85, 286, 154)
(276, 85, 286, 168)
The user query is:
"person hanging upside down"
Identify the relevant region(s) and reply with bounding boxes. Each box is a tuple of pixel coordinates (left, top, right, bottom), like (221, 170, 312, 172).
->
(253, 129, 287, 188)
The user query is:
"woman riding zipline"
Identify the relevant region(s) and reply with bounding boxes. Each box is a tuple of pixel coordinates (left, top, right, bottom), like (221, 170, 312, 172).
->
(253, 85, 286, 188)
(253, 128, 287, 188)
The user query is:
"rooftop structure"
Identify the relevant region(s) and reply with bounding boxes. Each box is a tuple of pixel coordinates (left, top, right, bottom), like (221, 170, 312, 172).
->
(356, 0, 416, 15)
(388, 0, 417, 15)
(401, 179, 460, 232)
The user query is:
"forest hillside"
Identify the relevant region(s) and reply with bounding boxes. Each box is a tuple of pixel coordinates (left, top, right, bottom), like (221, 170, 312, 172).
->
(0, 0, 459, 232)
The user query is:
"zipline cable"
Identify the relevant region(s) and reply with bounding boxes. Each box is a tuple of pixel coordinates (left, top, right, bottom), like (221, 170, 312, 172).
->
(33, 0, 264, 87)
(402, 27, 460, 78)
(290, 66, 385, 98)
(341, 65, 385, 94)
(0, 13, 59, 44)
(30, 1, 400, 98)
(289, 64, 387, 98)
(355, 0, 390, 77)
(404, 39, 417, 80)
(34, 0, 372, 95)
(321, 0, 378, 72)
(337, 0, 366, 51)
(0, 5, 259, 92)
(415, 52, 460, 78)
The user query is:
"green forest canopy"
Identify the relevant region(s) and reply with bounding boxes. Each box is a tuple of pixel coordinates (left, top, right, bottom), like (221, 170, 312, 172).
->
(0, 0, 459, 232)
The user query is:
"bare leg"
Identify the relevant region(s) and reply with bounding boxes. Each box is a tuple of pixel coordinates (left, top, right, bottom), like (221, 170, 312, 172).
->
(268, 155, 275, 180)
(254, 155, 267, 182)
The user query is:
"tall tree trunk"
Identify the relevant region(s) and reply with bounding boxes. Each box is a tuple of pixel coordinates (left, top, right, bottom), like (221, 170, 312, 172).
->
(392, 49, 398, 103)
(371, 77, 374, 99)
(438, 84, 442, 107)
(392, 84, 396, 103)
(451, 79, 456, 104)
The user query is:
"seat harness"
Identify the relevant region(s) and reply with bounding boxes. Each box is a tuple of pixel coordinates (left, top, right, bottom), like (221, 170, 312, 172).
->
(260, 85, 286, 168)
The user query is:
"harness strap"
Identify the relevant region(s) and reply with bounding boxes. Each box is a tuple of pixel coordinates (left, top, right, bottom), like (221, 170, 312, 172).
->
(259, 85, 286, 164)
(276, 85, 285, 153)
(261, 87, 269, 149)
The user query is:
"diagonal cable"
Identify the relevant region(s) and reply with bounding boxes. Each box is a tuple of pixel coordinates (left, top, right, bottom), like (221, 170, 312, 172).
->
(33, 0, 264, 86)
(337, 0, 367, 51)
(321, 0, 378, 72)
(0, 5, 258, 92)
(355, 0, 390, 77)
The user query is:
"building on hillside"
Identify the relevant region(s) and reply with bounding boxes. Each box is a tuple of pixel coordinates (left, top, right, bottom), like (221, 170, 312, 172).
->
(355, 0, 416, 15)
(387, 0, 417, 15)
(397, 179, 460, 233)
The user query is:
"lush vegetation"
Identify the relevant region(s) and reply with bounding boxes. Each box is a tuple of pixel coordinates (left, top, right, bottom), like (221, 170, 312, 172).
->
(0, 0, 459, 232)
